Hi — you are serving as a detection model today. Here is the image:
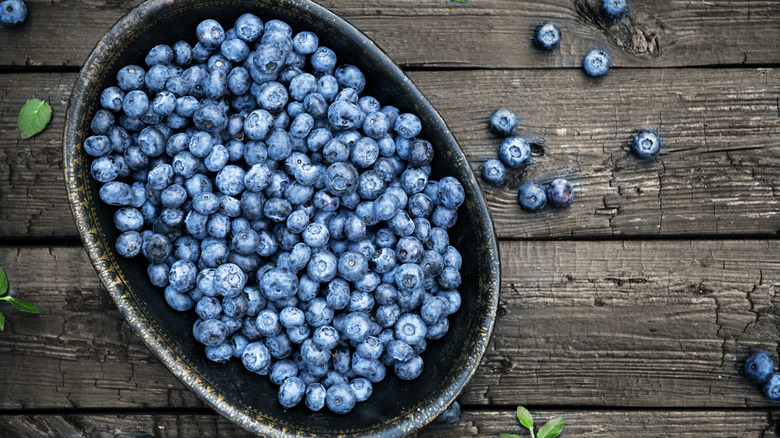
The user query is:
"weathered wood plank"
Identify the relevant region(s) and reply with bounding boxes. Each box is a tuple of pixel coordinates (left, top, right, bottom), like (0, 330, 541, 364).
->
(0, 73, 84, 239)
(0, 241, 777, 410)
(3, 68, 780, 239)
(1, 0, 779, 68)
(0, 409, 776, 437)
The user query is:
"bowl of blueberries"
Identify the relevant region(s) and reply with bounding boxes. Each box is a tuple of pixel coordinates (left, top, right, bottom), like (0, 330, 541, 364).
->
(64, 0, 500, 435)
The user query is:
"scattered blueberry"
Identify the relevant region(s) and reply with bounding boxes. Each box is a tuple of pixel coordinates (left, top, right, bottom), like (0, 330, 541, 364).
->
(534, 22, 561, 50)
(488, 108, 518, 136)
(602, 0, 627, 19)
(0, 0, 26, 26)
(764, 373, 780, 400)
(546, 178, 575, 208)
(631, 131, 661, 159)
(583, 49, 610, 77)
(518, 181, 547, 212)
(481, 159, 506, 186)
(745, 352, 774, 384)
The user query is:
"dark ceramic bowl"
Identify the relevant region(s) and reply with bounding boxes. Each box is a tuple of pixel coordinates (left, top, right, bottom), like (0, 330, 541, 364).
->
(64, 0, 500, 436)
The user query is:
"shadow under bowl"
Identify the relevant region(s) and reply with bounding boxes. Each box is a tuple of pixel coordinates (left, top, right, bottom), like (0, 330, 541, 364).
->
(63, 0, 500, 436)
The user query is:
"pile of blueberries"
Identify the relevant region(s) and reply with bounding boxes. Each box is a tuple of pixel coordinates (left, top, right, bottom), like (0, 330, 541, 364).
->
(86, 14, 466, 415)
(744, 352, 780, 399)
(0, 0, 26, 26)
(481, 108, 575, 213)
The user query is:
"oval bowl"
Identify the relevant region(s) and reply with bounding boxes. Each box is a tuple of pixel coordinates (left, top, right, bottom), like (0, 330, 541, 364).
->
(63, 0, 500, 436)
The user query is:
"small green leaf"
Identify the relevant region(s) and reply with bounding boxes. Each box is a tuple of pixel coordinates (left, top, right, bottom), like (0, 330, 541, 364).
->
(0, 266, 7, 296)
(0, 312, 5, 331)
(537, 417, 564, 438)
(9, 298, 39, 313)
(450, 0, 469, 3)
(18, 98, 53, 139)
(517, 406, 534, 431)
(499, 434, 522, 438)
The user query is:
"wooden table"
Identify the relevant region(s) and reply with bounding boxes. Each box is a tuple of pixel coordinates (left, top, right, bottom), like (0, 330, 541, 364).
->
(2, 0, 780, 436)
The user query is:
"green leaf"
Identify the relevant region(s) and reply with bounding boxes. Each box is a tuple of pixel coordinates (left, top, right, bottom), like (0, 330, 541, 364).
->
(0, 266, 7, 296)
(450, 0, 469, 3)
(0, 312, 4, 331)
(18, 98, 53, 139)
(517, 406, 534, 431)
(537, 417, 564, 438)
(9, 298, 39, 313)
(499, 435, 522, 438)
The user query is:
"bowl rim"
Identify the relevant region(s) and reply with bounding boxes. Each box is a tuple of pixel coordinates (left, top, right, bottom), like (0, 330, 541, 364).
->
(63, 0, 501, 436)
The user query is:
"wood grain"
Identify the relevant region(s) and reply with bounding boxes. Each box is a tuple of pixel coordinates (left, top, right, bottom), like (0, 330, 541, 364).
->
(3, 68, 780, 239)
(1, 241, 778, 410)
(0, 409, 777, 437)
(1, 0, 779, 68)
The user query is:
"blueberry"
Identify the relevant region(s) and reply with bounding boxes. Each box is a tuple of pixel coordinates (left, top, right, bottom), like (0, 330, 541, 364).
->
(234, 13, 263, 42)
(123, 90, 150, 118)
(116, 65, 145, 91)
(244, 109, 274, 140)
(165, 286, 195, 311)
(100, 86, 125, 112)
(745, 352, 774, 384)
(602, 0, 627, 19)
(196, 19, 226, 49)
(326, 383, 356, 414)
(535, 22, 561, 50)
(214, 263, 247, 297)
(394, 354, 424, 380)
(310, 46, 337, 73)
(193, 318, 228, 347)
(546, 178, 575, 208)
(327, 100, 363, 130)
(394, 313, 427, 345)
(99, 181, 134, 206)
(115, 231, 143, 258)
(436, 401, 461, 424)
(305, 297, 334, 328)
(351, 137, 379, 169)
(335, 65, 366, 94)
(259, 267, 298, 301)
(349, 377, 373, 402)
(437, 176, 465, 209)
(488, 108, 518, 136)
(307, 251, 338, 283)
(338, 251, 368, 282)
(764, 373, 780, 400)
(305, 383, 327, 411)
(91, 156, 121, 183)
(518, 181, 547, 212)
(0, 0, 26, 26)
(420, 296, 449, 326)
(631, 131, 661, 159)
(168, 260, 197, 292)
(394, 113, 422, 139)
(363, 112, 390, 139)
(584, 49, 610, 77)
(255, 309, 283, 338)
(196, 296, 223, 320)
(499, 136, 531, 168)
(317, 74, 339, 103)
(242, 341, 272, 372)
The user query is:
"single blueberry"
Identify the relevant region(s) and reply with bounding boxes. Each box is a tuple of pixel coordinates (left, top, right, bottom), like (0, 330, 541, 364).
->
(488, 108, 518, 136)
(745, 352, 775, 384)
(602, 0, 627, 19)
(0, 0, 26, 26)
(518, 181, 548, 212)
(584, 49, 611, 77)
(535, 22, 561, 50)
(632, 131, 661, 159)
(499, 136, 531, 168)
(546, 178, 575, 207)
